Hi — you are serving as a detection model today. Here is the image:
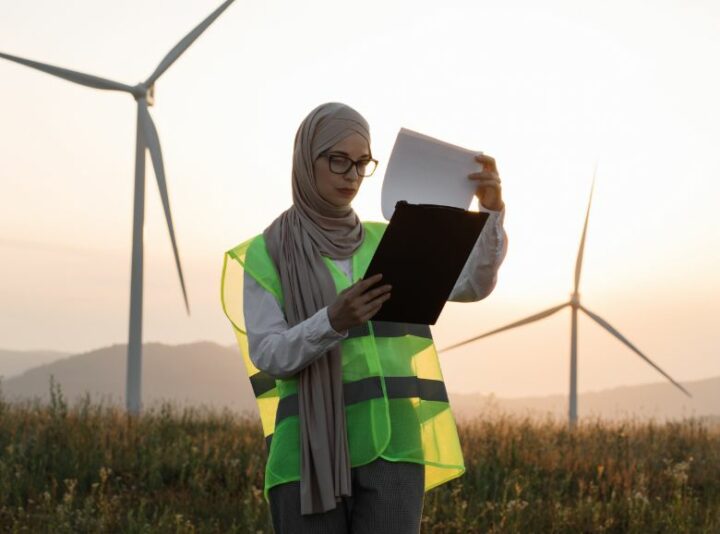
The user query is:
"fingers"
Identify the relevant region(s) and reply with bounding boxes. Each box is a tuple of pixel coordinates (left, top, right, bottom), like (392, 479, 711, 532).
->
(468, 169, 501, 183)
(340, 274, 392, 325)
(349, 273, 383, 296)
(359, 291, 392, 321)
(475, 153, 497, 171)
(474, 154, 499, 183)
(361, 287, 391, 313)
(358, 283, 392, 302)
(352, 283, 391, 313)
(470, 178, 502, 190)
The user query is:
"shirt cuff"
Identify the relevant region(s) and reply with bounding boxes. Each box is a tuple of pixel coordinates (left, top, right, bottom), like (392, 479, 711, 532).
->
(321, 306, 349, 339)
(478, 204, 505, 237)
(478, 203, 506, 216)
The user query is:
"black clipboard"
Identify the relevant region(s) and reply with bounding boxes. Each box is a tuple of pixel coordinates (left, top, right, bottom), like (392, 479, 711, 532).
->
(364, 201, 489, 324)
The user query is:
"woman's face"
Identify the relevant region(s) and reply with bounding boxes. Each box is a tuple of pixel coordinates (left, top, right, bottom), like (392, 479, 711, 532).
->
(313, 132, 371, 208)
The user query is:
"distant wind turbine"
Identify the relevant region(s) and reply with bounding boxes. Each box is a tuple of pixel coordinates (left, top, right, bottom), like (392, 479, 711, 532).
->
(0, 0, 236, 415)
(439, 173, 692, 428)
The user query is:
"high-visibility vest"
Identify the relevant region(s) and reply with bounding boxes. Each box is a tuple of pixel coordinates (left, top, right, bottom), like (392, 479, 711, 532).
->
(220, 221, 465, 503)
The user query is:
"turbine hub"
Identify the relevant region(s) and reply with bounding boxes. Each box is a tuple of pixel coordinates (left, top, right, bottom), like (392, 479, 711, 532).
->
(570, 292, 580, 308)
(131, 83, 155, 106)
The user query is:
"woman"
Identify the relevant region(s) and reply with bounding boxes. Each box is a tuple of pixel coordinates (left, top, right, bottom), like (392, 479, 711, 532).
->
(220, 102, 507, 533)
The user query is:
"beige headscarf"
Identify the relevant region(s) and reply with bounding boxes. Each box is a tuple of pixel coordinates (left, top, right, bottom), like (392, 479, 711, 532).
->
(262, 102, 370, 515)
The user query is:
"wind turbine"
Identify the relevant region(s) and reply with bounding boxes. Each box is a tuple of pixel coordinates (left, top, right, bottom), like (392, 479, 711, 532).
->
(0, 0, 236, 415)
(440, 174, 692, 428)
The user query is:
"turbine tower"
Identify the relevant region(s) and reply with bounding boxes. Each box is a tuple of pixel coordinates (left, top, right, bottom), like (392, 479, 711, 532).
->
(440, 173, 692, 428)
(0, 0, 236, 415)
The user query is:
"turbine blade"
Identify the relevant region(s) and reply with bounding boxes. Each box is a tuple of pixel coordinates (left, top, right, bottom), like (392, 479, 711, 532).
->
(0, 51, 132, 93)
(574, 170, 596, 293)
(138, 101, 190, 315)
(439, 302, 570, 352)
(579, 305, 692, 398)
(145, 0, 236, 85)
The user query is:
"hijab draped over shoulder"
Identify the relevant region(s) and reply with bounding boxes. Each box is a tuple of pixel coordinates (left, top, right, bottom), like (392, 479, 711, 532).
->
(262, 102, 370, 515)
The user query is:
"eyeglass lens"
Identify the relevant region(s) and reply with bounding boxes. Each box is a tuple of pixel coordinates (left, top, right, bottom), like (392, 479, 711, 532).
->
(328, 155, 377, 177)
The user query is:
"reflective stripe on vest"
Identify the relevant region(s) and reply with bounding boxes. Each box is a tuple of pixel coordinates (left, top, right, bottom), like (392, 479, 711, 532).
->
(265, 374, 449, 450)
(249, 320, 433, 398)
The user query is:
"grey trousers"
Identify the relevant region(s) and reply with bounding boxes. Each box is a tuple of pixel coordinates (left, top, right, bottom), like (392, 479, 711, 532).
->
(268, 457, 425, 534)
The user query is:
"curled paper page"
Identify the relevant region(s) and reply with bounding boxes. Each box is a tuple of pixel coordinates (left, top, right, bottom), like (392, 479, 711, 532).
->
(381, 128, 483, 220)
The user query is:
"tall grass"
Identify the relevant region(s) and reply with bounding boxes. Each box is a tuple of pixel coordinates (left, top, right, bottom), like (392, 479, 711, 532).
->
(0, 377, 717, 533)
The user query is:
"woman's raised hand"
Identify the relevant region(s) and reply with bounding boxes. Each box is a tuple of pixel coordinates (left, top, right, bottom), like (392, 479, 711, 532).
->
(468, 153, 504, 211)
(327, 273, 392, 333)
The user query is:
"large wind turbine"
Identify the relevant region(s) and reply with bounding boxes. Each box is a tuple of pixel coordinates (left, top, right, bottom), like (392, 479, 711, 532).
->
(440, 174, 692, 428)
(0, 0, 236, 415)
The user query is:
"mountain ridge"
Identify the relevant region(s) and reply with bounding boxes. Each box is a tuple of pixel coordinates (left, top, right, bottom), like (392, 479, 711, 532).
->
(1, 341, 717, 422)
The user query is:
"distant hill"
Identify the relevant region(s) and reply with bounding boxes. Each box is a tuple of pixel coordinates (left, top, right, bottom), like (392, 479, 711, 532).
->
(0, 349, 71, 380)
(1, 341, 717, 423)
(0, 342, 257, 417)
(449, 375, 720, 423)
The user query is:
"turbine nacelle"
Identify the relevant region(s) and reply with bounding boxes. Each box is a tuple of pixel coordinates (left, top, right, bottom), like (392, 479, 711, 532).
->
(131, 82, 155, 105)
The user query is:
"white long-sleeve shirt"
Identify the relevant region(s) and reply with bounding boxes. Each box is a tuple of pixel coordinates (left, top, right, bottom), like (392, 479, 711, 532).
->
(244, 206, 508, 378)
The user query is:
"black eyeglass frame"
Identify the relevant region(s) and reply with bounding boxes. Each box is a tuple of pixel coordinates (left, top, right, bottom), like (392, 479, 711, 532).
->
(316, 150, 379, 177)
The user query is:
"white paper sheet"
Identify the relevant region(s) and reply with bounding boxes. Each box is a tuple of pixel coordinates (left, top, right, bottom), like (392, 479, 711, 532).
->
(381, 128, 483, 220)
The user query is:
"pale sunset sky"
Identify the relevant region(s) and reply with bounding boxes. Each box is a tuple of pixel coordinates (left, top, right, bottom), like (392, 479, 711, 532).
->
(1, 0, 718, 398)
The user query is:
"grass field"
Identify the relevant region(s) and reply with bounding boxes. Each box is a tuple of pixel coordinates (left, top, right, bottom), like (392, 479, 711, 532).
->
(1, 378, 718, 533)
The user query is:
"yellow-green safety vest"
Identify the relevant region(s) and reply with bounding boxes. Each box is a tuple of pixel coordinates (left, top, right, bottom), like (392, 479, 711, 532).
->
(220, 221, 465, 503)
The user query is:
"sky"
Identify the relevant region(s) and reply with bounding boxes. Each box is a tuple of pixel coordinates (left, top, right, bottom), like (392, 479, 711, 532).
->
(0, 0, 718, 398)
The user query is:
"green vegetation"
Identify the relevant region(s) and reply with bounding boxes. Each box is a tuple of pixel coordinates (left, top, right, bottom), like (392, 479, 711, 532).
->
(0, 377, 718, 533)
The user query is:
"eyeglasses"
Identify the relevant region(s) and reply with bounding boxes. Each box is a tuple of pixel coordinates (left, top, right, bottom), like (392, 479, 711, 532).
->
(317, 151, 379, 177)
